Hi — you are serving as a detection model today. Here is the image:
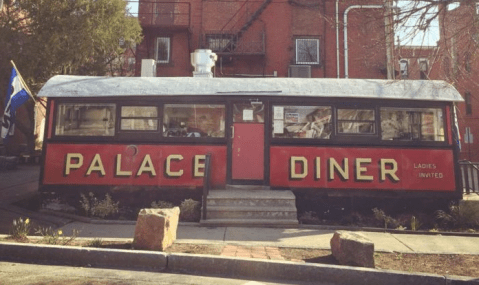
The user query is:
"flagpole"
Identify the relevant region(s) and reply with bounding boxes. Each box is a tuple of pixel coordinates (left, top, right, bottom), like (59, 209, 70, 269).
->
(10, 60, 36, 101)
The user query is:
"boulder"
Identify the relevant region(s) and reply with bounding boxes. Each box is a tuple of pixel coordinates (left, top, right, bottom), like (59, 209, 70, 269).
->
(330, 231, 375, 268)
(133, 207, 180, 251)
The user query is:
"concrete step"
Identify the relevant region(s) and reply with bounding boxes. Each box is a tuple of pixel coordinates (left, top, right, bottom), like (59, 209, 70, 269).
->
(207, 198, 295, 207)
(225, 185, 271, 191)
(206, 206, 297, 220)
(200, 218, 298, 227)
(203, 189, 298, 226)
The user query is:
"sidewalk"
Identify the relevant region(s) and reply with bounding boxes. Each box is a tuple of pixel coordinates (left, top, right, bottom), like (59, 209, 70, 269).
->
(56, 221, 479, 255)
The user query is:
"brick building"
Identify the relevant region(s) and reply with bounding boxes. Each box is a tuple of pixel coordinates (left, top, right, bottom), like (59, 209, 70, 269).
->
(435, 2, 479, 161)
(135, 0, 395, 79)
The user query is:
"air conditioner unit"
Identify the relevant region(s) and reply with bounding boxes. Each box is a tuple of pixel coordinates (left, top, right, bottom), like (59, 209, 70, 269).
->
(288, 65, 311, 78)
(141, 59, 157, 77)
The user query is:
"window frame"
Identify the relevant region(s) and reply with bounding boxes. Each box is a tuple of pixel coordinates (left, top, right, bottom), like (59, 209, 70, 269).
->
(418, 58, 428, 79)
(162, 102, 227, 142)
(295, 38, 321, 65)
(336, 107, 377, 136)
(399, 59, 409, 79)
(271, 104, 332, 140)
(155, 36, 171, 64)
(53, 102, 117, 139)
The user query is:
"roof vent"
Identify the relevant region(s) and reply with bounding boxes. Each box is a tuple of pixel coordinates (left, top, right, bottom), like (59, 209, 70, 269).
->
(191, 49, 217, 78)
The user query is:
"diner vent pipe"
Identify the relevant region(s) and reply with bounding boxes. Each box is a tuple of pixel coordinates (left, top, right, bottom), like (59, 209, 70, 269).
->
(191, 49, 217, 78)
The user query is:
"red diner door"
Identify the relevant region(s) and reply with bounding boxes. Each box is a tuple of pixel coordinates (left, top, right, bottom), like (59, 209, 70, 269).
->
(231, 102, 265, 182)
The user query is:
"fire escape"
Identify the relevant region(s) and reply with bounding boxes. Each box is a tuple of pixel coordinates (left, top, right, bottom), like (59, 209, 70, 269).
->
(204, 0, 272, 56)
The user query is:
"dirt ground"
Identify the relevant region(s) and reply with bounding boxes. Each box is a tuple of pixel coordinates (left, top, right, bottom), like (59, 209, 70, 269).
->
(3, 238, 479, 278)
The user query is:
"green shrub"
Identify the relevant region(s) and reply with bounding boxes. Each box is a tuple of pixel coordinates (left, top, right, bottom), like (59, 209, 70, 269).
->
(179, 199, 201, 222)
(151, 200, 174, 209)
(80, 192, 119, 218)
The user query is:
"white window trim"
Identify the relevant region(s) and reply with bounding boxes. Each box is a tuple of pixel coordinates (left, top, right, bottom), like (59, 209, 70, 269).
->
(156, 37, 170, 64)
(399, 59, 409, 78)
(295, 38, 320, 65)
(418, 58, 429, 71)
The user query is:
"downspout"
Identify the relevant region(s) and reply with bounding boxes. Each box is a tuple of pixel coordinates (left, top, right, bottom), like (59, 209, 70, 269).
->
(343, 5, 382, 78)
(335, 0, 340, 78)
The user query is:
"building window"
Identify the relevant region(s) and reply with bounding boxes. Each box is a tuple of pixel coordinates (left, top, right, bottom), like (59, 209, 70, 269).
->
(272, 106, 331, 139)
(419, 59, 428, 79)
(476, 3, 479, 14)
(380, 108, 444, 141)
(399, 59, 408, 79)
(465, 52, 471, 73)
(295, 38, 320, 65)
(156, 37, 170, 63)
(206, 34, 235, 52)
(163, 104, 225, 138)
(120, 106, 159, 131)
(55, 103, 116, 136)
(337, 109, 375, 134)
(465, 92, 472, 115)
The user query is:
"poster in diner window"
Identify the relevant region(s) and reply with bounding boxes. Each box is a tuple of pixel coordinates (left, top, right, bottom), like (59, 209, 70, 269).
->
(422, 113, 435, 136)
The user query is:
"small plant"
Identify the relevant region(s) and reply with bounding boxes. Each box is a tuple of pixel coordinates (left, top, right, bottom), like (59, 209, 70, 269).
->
(299, 211, 319, 224)
(35, 227, 79, 245)
(87, 238, 103, 247)
(10, 218, 31, 240)
(80, 192, 120, 218)
(179, 199, 201, 222)
(410, 216, 422, 231)
(372, 208, 399, 229)
(435, 201, 479, 230)
(151, 200, 174, 209)
(395, 225, 407, 231)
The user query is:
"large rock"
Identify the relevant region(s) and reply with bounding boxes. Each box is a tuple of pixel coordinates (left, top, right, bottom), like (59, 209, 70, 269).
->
(330, 231, 375, 268)
(133, 207, 180, 251)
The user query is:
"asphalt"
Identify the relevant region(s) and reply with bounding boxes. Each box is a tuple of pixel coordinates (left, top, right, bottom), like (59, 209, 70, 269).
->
(1, 164, 479, 284)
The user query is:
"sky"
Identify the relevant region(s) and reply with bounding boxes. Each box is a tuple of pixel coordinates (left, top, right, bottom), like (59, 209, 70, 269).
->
(126, 1, 138, 16)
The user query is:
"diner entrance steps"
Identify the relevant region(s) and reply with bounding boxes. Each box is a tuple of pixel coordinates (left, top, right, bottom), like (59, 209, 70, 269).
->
(200, 186, 299, 227)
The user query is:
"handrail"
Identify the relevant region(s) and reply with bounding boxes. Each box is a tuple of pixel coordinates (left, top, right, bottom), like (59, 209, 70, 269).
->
(202, 153, 212, 220)
(459, 160, 479, 194)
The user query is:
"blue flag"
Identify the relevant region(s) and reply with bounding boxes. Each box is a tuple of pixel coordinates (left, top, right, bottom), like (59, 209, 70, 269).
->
(1, 67, 30, 143)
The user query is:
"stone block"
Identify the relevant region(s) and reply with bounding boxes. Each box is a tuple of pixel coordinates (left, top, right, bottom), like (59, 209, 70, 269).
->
(133, 207, 180, 251)
(330, 231, 375, 268)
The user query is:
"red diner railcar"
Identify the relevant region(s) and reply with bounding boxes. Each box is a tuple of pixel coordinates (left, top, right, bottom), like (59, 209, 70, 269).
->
(37, 76, 464, 207)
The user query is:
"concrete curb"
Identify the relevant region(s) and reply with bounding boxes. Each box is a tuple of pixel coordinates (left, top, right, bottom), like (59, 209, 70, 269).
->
(0, 242, 477, 284)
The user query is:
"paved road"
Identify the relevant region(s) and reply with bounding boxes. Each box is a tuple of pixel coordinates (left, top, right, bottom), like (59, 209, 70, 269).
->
(0, 164, 40, 205)
(0, 261, 319, 285)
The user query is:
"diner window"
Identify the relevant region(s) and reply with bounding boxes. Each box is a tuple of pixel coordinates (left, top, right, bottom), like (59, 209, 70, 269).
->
(272, 105, 331, 139)
(156, 37, 170, 63)
(55, 103, 115, 136)
(163, 104, 225, 138)
(120, 106, 159, 131)
(380, 107, 444, 141)
(295, 38, 320, 65)
(337, 109, 375, 134)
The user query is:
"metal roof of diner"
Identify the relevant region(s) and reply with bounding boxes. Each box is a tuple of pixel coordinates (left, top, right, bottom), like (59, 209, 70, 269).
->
(38, 76, 464, 102)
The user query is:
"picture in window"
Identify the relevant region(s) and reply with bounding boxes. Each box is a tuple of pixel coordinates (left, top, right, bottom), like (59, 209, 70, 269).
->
(163, 104, 225, 138)
(55, 103, 116, 136)
(272, 106, 331, 139)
